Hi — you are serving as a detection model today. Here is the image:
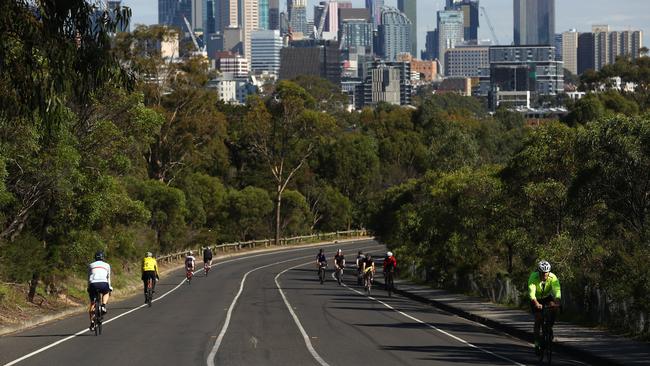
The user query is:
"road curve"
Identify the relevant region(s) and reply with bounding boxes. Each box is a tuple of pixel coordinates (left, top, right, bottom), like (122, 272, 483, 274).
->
(1, 239, 592, 366)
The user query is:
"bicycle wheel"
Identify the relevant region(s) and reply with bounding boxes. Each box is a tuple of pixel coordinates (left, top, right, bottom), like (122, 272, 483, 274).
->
(319, 268, 325, 284)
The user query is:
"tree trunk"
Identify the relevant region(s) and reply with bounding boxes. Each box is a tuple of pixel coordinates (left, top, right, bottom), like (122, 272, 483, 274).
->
(28, 272, 39, 303)
(275, 187, 282, 246)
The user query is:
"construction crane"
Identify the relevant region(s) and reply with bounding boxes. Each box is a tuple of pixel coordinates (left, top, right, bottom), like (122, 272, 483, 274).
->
(183, 16, 206, 55)
(480, 6, 500, 45)
(314, 0, 331, 40)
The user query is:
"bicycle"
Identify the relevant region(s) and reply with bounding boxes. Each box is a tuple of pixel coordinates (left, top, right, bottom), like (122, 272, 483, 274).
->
(538, 303, 560, 365)
(204, 261, 211, 277)
(384, 270, 394, 297)
(145, 278, 154, 307)
(363, 269, 373, 295)
(186, 267, 193, 284)
(91, 290, 103, 336)
(335, 266, 344, 285)
(318, 262, 327, 284)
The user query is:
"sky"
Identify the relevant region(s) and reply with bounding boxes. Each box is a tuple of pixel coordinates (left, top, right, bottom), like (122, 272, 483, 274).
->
(122, 0, 650, 53)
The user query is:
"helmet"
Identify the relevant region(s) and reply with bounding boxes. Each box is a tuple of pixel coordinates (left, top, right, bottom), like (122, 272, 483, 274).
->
(188, 251, 193, 256)
(358, 250, 363, 255)
(146, 252, 153, 258)
(538, 260, 551, 273)
(319, 248, 324, 253)
(94, 251, 105, 261)
(387, 251, 393, 257)
(336, 249, 342, 254)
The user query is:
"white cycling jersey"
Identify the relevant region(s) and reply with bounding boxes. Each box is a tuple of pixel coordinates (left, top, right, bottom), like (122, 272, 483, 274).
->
(88, 260, 111, 286)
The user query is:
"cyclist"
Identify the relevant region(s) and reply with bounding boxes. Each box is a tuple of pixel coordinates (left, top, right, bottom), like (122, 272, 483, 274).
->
(316, 248, 327, 274)
(334, 249, 345, 283)
(383, 251, 397, 287)
(185, 251, 196, 276)
(141, 251, 159, 302)
(362, 253, 375, 284)
(355, 250, 364, 284)
(528, 260, 561, 354)
(88, 251, 112, 330)
(203, 246, 213, 269)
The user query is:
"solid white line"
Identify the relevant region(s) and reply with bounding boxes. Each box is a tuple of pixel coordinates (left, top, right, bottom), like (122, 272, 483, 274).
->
(207, 243, 382, 366)
(337, 276, 527, 366)
(4, 240, 374, 366)
(275, 264, 332, 366)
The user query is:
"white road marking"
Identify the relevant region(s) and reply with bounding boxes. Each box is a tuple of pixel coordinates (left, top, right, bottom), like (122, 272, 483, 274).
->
(336, 274, 527, 366)
(275, 263, 332, 366)
(207, 244, 382, 366)
(4, 240, 374, 366)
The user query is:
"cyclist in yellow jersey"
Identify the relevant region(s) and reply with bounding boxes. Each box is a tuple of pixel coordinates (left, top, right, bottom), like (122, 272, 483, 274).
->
(142, 252, 159, 303)
(528, 260, 561, 353)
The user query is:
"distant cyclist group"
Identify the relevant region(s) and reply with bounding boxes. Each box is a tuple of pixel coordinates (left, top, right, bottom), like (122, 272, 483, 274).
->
(88, 246, 561, 357)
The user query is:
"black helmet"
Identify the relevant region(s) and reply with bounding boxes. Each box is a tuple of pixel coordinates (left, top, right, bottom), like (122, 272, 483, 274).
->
(95, 251, 105, 261)
(358, 250, 363, 255)
(319, 248, 324, 253)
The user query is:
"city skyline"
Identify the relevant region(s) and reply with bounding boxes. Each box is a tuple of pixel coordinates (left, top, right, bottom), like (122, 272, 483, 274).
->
(124, 0, 649, 54)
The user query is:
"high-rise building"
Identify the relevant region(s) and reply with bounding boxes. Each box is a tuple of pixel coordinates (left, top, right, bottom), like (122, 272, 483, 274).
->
(513, 0, 555, 46)
(446, 0, 479, 43)
(242, 0, 259, 60)
(269, 0, 280, 30)
(191, 0, 203, 32)
(216, 51, 250, 77)
(397, 0, 417, 57)
(437, 10, 464, 75)
(592, 25, 609, 71)
(280, 39, 342, 85)
(561, 29, 578, 75)
(577, 25, 644, 74)
(363, 61, 412, 106)
(577, 32, 595, 75)
(365, 0, 384, 30)
(339, 10, 373, 53)
(205, 0, 217, 34)
(289, 0, 308, 36)
(554, 33, 563, 61)
(259, 0, 269, 30)
(314, 1, 339, 40)
(159, 0, 192, 31)
(422, 30, 438, 60)
(489, 45, 563, 109)
(251, 30, 282, 74)
(445, 45, 489, 77)
(378, 7, 411, 61)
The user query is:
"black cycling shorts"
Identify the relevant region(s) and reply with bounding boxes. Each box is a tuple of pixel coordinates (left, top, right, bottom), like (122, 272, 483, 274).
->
(88, 282, 111, 301)
(530, 295, 554, 314)
(142, 270, 157, 282)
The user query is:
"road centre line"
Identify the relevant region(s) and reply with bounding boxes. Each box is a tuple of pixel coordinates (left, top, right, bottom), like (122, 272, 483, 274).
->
(207, 244, 382, 366)
(336, 273, 527, 366)
(4, 240, 373, 366)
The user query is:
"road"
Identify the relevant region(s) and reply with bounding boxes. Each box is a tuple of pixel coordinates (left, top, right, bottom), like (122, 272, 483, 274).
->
(1, 239, 591, 365)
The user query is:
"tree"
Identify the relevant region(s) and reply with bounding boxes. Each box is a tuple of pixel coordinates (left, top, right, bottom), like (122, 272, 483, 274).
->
(279, 190, 311, 236)
(241, 82, 336, 245)
(222, 187, 273, 241)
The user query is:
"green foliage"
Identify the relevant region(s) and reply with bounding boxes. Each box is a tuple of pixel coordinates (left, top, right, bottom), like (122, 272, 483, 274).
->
(222, 187, 273, 241)
(280, 190, 311, 236)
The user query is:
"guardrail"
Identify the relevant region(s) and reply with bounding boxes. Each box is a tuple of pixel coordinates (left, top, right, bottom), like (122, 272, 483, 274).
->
(156, 229, 368, 263)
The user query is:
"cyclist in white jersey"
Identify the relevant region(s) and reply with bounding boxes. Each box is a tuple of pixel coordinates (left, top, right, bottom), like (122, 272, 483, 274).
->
(88, 251, 112, 330)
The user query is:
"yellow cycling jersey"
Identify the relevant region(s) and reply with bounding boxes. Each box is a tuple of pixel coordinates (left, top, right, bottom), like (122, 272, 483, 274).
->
(528, 271, 561, 301)
(142, 257, 158, 273)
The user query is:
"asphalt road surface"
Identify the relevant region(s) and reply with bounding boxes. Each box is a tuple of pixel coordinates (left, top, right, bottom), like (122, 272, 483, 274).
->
(1, 239, 592, 365)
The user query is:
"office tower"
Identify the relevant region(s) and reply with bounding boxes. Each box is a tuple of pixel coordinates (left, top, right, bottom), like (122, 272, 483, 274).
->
(562, 29, 578, 75)
(421, 30, 438, 60)
(363, 61, 411, 106)
(159, 0, 192, 31)
(339, 9, 373, 52)
(397, 0, 417, 57)
(365, 0, 384, 29)
(242, 0, 259, 60)
(445, 45, 489, 77)
(280, 40, 342, 85)
(259, 0, 269, 30)
(489, 45, 563, 109)
(289, 0, 308, 36)
(251, 30, 282, 74)
(592, 25, 609, 71)
(437, 10, 464, 74)
(446, 0, 479, 43)
(513, 0, 555, 46)
(554, 33, 563, 60)
(191, 0, 203, 32)
(378, 7, 411, 61)
(577, 32, 595, 74)
(269, 0, 280, 30)
(205, 0, 216, 34)
(216, 51, 250, 77)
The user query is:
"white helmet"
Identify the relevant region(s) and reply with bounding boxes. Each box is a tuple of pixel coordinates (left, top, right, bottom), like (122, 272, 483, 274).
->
(538, 260, 551, 273)
(387, 251, 393, 257)
(146, 252, 153, 258)
(337, 249, 342, 254)
(188, 251, 193, 256)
